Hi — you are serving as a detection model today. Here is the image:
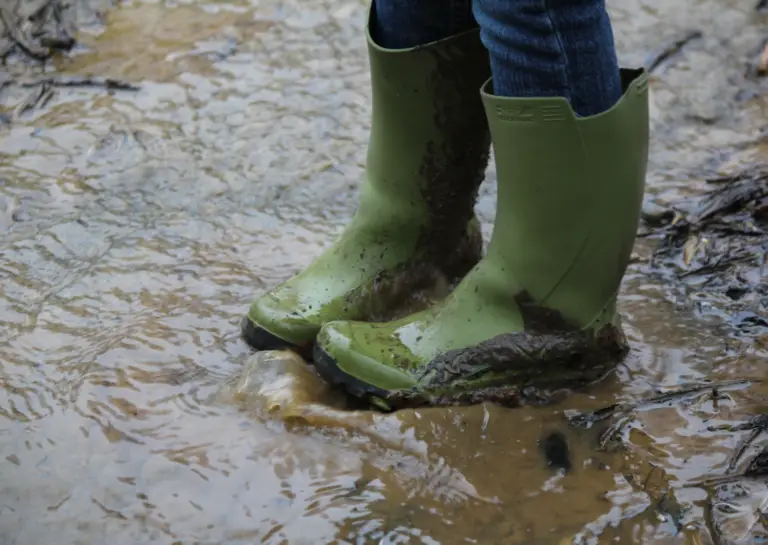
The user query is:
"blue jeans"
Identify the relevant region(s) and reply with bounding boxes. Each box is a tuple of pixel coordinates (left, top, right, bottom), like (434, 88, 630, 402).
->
(371, 0, 622, 117)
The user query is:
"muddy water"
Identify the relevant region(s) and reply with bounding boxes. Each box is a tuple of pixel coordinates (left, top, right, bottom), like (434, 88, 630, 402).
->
(0, 0, 766, 543)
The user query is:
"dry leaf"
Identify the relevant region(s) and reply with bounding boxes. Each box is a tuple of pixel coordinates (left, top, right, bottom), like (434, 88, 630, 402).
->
(759, 41, 768, 75)
(683, 234, 700, 266)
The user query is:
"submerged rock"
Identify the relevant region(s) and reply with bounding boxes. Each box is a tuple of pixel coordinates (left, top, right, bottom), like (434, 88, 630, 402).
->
(220, 350, 341, 417)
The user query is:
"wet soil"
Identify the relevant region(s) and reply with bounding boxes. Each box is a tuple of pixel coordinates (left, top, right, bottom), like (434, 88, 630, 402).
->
(0, 0, 767, 543)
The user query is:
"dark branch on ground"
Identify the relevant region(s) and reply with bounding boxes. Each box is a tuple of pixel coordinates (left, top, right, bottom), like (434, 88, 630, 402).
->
(645, 30, 703, 74)
(19, 75, 141, 91)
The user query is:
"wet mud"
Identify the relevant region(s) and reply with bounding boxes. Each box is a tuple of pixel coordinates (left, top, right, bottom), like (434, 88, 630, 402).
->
(1, 0, 767, 543)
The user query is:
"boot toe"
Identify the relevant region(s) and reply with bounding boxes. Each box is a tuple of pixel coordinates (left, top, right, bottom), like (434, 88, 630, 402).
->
(314, 321, 418, 398)
(243, 295, 321, 351)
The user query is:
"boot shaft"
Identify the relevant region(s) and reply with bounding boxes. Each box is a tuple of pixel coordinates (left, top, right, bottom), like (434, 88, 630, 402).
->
(357, 17, 491, 255)
(480, 69, 650, 329)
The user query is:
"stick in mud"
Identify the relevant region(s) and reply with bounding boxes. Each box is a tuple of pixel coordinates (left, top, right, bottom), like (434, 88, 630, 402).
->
(706, 414, 768, 477)
(645, 30, 703, 74)
(568, 379, 753, 429)
(19, 76, 141, 91)
(4, 76, 141, 122)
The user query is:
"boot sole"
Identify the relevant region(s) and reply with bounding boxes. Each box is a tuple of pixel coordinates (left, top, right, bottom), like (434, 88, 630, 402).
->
(313, 343, 390, 403)
(241, 316, 305, 352)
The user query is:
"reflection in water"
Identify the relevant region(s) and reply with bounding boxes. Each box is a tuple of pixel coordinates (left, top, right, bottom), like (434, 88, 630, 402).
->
(0, 0, 767, 543)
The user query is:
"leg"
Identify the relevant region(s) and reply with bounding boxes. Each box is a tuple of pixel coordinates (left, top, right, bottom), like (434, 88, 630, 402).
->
(372, 0, 476, 49)
(473, 0, 622, 116)
(242, 1, 491, 352)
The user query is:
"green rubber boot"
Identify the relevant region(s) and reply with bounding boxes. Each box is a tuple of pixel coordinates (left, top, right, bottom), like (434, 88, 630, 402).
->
(313, 69, 650, 409)
(242, 21, 492, 352)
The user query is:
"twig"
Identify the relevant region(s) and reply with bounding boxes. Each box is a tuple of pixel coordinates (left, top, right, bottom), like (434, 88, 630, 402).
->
(701, 415, 768, 486)
(570, 380, 752, 429)
(19, 76, 141, 91)
(728, 426, 763, 473)
(677, 254, 755, 279)
(646, 30, 703, 74)
(639, 380, 751, 407)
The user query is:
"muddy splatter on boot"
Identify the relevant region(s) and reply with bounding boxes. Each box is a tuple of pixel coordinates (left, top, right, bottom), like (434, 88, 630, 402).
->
(313, 69, 650, 409)
(241, 17, 491, 352)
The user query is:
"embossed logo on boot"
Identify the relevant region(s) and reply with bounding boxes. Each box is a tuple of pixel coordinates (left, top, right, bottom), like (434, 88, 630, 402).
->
(495, 105, 535, 123)
(495, 104, 568, 123)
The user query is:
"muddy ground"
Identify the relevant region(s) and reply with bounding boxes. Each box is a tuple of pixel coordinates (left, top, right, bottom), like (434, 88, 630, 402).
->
(0, 0, 767, 544)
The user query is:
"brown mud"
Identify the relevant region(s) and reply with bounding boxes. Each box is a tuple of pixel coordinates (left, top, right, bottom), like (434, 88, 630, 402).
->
(1, 0, 767, 544)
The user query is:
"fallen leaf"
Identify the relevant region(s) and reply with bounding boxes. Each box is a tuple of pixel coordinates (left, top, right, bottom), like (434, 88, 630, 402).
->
(758, 41, 768, 75)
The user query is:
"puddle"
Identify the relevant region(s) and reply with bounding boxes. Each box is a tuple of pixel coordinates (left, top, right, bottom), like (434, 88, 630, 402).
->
(1, 0, 767, 543)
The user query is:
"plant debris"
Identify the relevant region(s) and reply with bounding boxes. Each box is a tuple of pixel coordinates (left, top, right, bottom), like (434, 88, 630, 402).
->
(19, 75, 141, 91)
(568, 380, 753, 431)
(0, 1, 140, 123)
(691, 415, 768, 545)
(0, 0, 76, 61)
(642, 165, 768, 335)
(704, 414, 768, 476)
(564, 382, 756, 534)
